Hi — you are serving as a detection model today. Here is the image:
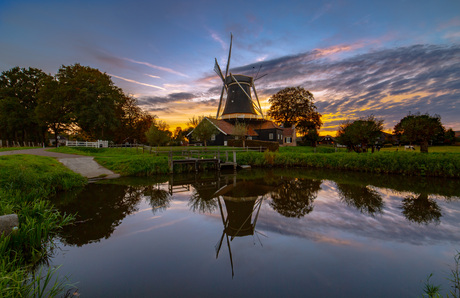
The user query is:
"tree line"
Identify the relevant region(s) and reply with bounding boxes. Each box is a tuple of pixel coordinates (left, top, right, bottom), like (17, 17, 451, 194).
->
(266, 86, 456, 153)
(0, 65, 156, 146)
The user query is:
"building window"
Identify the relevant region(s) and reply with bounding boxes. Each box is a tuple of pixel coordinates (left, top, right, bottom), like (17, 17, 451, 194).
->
(235, 136, 239, 140)
(285, 137, 291, 143)
(269, 133, 273, 140)
(211, 134, 215, 141)
(224, 141, 227, 146)
(248, 136, 252, 140)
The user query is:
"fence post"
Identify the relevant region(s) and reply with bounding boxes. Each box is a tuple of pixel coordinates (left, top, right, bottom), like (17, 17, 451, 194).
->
(233, 151, 237, 170)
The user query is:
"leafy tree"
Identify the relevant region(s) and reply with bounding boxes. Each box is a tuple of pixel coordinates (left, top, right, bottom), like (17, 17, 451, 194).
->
(302, 129, 320, 147)
(444, 128, 456, 145)
(114, 95, 155, 144)
(36, 77, 73, 147)
(394, 113, 445, 153)
(336, 115, 384, 153)
(190, 117, 218, 147)
(170, 127, 188, 146)
(54, 64, 125, 140)
(232, 121, 248, 147)
(0, 67, 50, 143)
(145, 120, 171, 148)
(267, 87, 322, 134)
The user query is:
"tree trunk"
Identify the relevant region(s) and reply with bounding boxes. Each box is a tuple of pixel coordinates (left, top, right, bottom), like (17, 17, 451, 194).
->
(420, 140, 429, 153)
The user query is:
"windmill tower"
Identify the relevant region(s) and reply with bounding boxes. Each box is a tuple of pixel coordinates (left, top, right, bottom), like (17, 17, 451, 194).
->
(214, 34, 264, 121)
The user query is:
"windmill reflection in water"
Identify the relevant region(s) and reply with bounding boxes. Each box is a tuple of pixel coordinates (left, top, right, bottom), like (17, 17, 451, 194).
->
(214, 184, 268, 278)
(169, 173, 274, 277)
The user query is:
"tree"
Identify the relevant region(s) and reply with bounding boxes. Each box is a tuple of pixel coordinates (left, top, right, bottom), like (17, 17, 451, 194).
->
(190, 117, 218, 147)
(54, 64, 125, 140)
(145, 120, 171, 149)
(394, 113, 445, 153)
(444, 128, 456, 145)
(336, 115, 384, 153)
(0, 67, 51, 143)
(267, 87, 322, 134)
(232, 121, 248, 147)
(113, 95, 155, 144)
(302, 129, 320, 147)
(36, 77, 73, 147)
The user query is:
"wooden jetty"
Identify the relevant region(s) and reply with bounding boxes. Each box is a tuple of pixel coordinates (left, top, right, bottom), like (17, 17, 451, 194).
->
(168, 150, 239, 173)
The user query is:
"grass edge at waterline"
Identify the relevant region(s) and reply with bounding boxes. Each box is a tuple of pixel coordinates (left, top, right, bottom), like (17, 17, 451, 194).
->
(46, 146, 460, 178)
(0, 155, 86, 297)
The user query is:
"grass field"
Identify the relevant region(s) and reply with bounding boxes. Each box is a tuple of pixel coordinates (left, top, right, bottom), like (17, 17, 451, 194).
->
(0, 155, 85, 297)
(45, 145, 460, 178)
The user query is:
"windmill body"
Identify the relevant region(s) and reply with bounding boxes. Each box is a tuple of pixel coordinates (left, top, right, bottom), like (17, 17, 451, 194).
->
(221, 75, 257, 118)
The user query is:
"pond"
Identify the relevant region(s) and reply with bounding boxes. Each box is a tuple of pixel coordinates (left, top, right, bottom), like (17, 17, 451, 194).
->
(50, 169, 460, 297)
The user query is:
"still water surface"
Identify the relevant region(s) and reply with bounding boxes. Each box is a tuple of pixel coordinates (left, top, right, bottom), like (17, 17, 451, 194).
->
(50, 169, 460, 297)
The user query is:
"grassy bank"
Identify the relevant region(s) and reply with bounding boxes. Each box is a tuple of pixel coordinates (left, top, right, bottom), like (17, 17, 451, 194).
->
(49, 146, 460, 178)
(0, 155, 86, 297)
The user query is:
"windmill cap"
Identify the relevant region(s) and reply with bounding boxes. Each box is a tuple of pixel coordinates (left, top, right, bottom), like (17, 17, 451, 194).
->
(225, 74, 253, 85)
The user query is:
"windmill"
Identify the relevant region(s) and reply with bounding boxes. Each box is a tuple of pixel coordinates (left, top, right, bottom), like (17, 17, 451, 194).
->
(214, 34, 264, 120)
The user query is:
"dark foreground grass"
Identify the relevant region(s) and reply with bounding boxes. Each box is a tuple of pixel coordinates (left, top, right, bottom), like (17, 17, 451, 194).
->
(0, 155, 86, 297)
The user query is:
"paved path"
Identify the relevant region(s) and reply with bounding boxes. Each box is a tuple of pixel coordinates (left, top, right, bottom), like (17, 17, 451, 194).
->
(0, 148, 120, 180)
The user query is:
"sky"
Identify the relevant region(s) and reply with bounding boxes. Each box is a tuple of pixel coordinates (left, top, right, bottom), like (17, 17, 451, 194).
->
(1, 0, 459, 134)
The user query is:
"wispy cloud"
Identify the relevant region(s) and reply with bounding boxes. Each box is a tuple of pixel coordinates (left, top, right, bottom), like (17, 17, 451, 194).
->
(210, 31, 226, 49)
(310, 2, 333, 23)
(145, 74, 161, 79)
(123, 57, 189, 78)
(109, 74, 166, 90)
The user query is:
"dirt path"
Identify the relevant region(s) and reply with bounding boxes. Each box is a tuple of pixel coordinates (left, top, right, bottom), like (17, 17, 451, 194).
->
(0, 148, 120, 180)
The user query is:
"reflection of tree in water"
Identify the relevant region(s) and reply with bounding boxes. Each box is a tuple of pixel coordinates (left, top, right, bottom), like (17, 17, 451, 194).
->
(144, 184, 171, 215)
(270, 178, 321, 218)
(337, 183, 383, 216)
(188, 191, 218, 213)
(54, 184, 143, 246)
(401, 193, 442, 225)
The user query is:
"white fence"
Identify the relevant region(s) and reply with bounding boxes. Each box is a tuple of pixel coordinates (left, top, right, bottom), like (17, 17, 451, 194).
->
(66, 140, 108, 148)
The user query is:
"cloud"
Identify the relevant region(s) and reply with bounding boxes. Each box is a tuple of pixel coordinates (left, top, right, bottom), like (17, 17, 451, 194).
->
(109, 74, 165, 90)
(123, 57, 189, 78)
(210, 31, 226, 49)
(145, 74, 161, 79)
(138, 92, 197, 105)
(225, 43, 460, 131)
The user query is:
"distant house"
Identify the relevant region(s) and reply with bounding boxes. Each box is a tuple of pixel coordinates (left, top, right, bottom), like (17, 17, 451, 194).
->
(318, 135, 336, 145)
(188, 117, 296, 146)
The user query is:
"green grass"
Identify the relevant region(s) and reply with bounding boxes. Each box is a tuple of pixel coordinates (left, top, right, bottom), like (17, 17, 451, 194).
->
(48, 145, 460, 178)
(0, 155, 86, 297)
(380, 145, 460, 153)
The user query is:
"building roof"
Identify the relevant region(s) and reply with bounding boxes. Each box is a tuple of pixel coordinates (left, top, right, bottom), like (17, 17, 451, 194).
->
(189, 117, 287, 138)
(283, 127, 294, 137)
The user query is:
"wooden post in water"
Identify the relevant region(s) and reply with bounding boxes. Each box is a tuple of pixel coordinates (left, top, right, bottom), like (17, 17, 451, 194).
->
(169, 150, 173, 174)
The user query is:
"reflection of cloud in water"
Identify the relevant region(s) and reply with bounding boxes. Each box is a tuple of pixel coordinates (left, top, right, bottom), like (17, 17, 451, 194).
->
(124, 217, 190, 237)
(257, 181, 460, 246)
